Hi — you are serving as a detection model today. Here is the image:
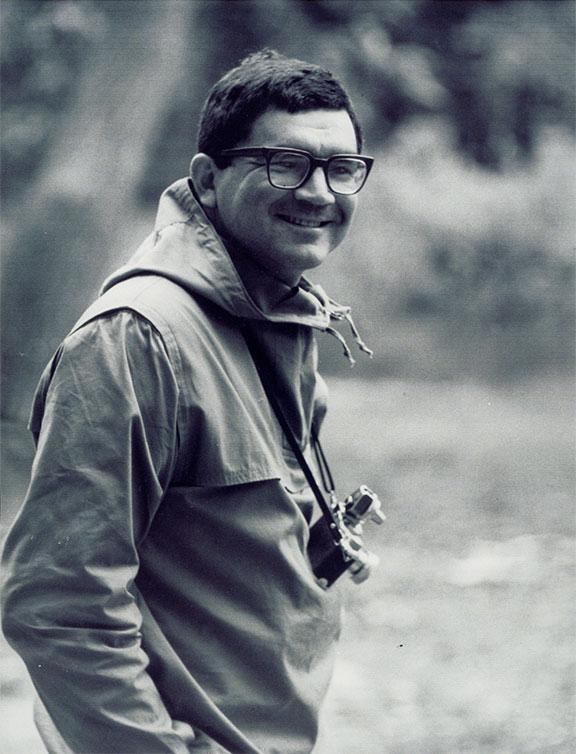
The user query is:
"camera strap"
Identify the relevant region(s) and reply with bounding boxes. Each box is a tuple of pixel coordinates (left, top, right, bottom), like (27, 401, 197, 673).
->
(241, 325, 343, 544)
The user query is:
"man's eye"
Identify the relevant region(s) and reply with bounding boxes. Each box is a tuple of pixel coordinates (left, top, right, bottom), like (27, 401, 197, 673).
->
(275, 158, 300, 170)
(332, 161, 357, 176)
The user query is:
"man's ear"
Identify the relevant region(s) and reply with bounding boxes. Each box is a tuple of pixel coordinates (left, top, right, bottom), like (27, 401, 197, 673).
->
(190, 153, 219, 209)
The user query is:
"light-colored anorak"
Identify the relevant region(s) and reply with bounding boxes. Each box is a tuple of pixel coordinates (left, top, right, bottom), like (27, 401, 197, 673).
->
(2, 180, 362, 754)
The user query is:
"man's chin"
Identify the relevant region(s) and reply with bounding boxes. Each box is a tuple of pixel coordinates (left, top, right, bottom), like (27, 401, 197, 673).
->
(234, 238, 333, 284)
(293, 243, 332, 270)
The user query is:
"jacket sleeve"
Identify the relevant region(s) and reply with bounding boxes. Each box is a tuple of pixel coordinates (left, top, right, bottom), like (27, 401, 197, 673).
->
(1, 311, 195, 753)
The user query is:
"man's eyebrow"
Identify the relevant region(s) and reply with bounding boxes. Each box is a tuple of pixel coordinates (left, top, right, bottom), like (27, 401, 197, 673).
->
(266, 145, 361, 156)
(264, 144, 306, 150)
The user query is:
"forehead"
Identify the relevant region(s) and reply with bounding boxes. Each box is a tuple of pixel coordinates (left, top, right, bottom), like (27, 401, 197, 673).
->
(243, 108, 358, 156)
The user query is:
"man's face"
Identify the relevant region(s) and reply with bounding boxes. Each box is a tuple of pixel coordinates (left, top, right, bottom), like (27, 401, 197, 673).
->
(210, 108, 360, 285)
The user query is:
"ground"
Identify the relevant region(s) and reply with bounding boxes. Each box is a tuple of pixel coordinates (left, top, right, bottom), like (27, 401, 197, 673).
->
(1, 376, 574, 753)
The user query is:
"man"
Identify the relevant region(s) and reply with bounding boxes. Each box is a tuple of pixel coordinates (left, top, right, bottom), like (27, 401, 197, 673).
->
(2, 49, 375, 754)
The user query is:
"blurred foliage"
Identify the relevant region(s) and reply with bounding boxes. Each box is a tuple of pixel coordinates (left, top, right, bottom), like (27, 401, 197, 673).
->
(296, 0, 575, 167)
(317, 118, 575, 380)
(1, 0, 574, 417)
(3, 0, 573, 195)
(400, 125, 572, 378)
(4, 0, 574, 195)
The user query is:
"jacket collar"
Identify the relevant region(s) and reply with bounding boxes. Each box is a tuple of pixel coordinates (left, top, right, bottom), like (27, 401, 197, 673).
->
(104, 178, 372, 363)
(153, 178, 346, 329)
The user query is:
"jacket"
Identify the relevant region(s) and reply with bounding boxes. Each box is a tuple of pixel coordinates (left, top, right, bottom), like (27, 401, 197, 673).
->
(1, 179, 369, 754)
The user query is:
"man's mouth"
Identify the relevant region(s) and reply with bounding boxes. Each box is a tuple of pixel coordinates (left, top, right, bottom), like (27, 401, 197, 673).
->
(277, 214, 331, 228)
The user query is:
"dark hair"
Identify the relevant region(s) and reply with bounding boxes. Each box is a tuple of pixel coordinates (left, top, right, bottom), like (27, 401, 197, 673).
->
(197, 49, 363, 166)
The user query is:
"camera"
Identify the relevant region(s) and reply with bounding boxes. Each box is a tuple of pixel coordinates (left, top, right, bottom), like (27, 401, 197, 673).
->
(307, 485, 385, 587)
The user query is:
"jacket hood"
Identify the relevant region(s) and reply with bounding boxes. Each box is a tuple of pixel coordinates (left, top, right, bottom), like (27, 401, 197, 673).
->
(103, 179, 372, 363)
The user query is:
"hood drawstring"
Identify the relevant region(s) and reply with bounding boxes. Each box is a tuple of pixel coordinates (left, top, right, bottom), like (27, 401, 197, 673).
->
(290, 280, 374, 366)
(344, 311, 374, 358)
(325, 326, 356, 366)
(324, 298, 374, 366)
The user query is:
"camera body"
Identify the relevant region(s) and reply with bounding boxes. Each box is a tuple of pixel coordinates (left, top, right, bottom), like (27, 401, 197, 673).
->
(307, 485, 385, 586)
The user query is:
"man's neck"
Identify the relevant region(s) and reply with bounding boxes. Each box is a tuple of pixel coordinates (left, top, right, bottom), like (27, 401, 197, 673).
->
(201, 204, 302, 310)
(223, 236, 301, 311)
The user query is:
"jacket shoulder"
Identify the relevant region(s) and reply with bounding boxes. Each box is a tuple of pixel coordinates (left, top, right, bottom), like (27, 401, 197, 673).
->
(71, 275, 224, 341)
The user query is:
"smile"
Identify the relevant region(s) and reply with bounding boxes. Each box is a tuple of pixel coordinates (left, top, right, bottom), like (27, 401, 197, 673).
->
(278, 214, 330, 228)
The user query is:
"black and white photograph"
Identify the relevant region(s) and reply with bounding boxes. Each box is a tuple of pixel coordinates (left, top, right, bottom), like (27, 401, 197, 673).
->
(1, 2, 574, 753)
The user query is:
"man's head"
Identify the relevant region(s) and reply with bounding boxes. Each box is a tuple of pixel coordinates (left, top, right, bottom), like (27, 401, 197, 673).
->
(190, 49, 372, 286)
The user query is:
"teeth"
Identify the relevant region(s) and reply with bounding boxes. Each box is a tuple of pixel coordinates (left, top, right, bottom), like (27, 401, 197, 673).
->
(283, 215, 324, 228)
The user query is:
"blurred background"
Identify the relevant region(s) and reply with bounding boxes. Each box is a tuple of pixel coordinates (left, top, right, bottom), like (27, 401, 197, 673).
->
(1, 1, 574, 752)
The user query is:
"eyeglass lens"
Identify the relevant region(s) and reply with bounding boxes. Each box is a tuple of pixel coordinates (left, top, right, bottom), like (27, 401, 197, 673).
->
(268, 152, 368, 194)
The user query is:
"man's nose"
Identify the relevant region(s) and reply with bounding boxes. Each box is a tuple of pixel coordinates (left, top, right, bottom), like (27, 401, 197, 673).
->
(293, 167, 335, 205)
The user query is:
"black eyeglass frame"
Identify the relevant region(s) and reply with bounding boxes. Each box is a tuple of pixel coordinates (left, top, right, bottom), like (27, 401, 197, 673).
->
(218, 146, 374, 195)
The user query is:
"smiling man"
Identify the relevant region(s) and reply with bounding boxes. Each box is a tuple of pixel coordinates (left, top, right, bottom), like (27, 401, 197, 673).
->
(2, 50, 374, 754)
(191, 107, 368, 284)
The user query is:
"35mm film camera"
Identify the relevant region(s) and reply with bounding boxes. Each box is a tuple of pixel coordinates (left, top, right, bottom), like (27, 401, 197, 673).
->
(307, 485, 385, 587)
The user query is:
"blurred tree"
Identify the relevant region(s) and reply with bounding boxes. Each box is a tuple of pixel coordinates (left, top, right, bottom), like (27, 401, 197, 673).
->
(405, 233, 575, 378)
(1, 0, 103, 195)
(1, 0, 197, 418)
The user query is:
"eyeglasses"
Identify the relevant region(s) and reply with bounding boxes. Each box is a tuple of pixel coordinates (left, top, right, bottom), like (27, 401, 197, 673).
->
(218, 147, 374, 195)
